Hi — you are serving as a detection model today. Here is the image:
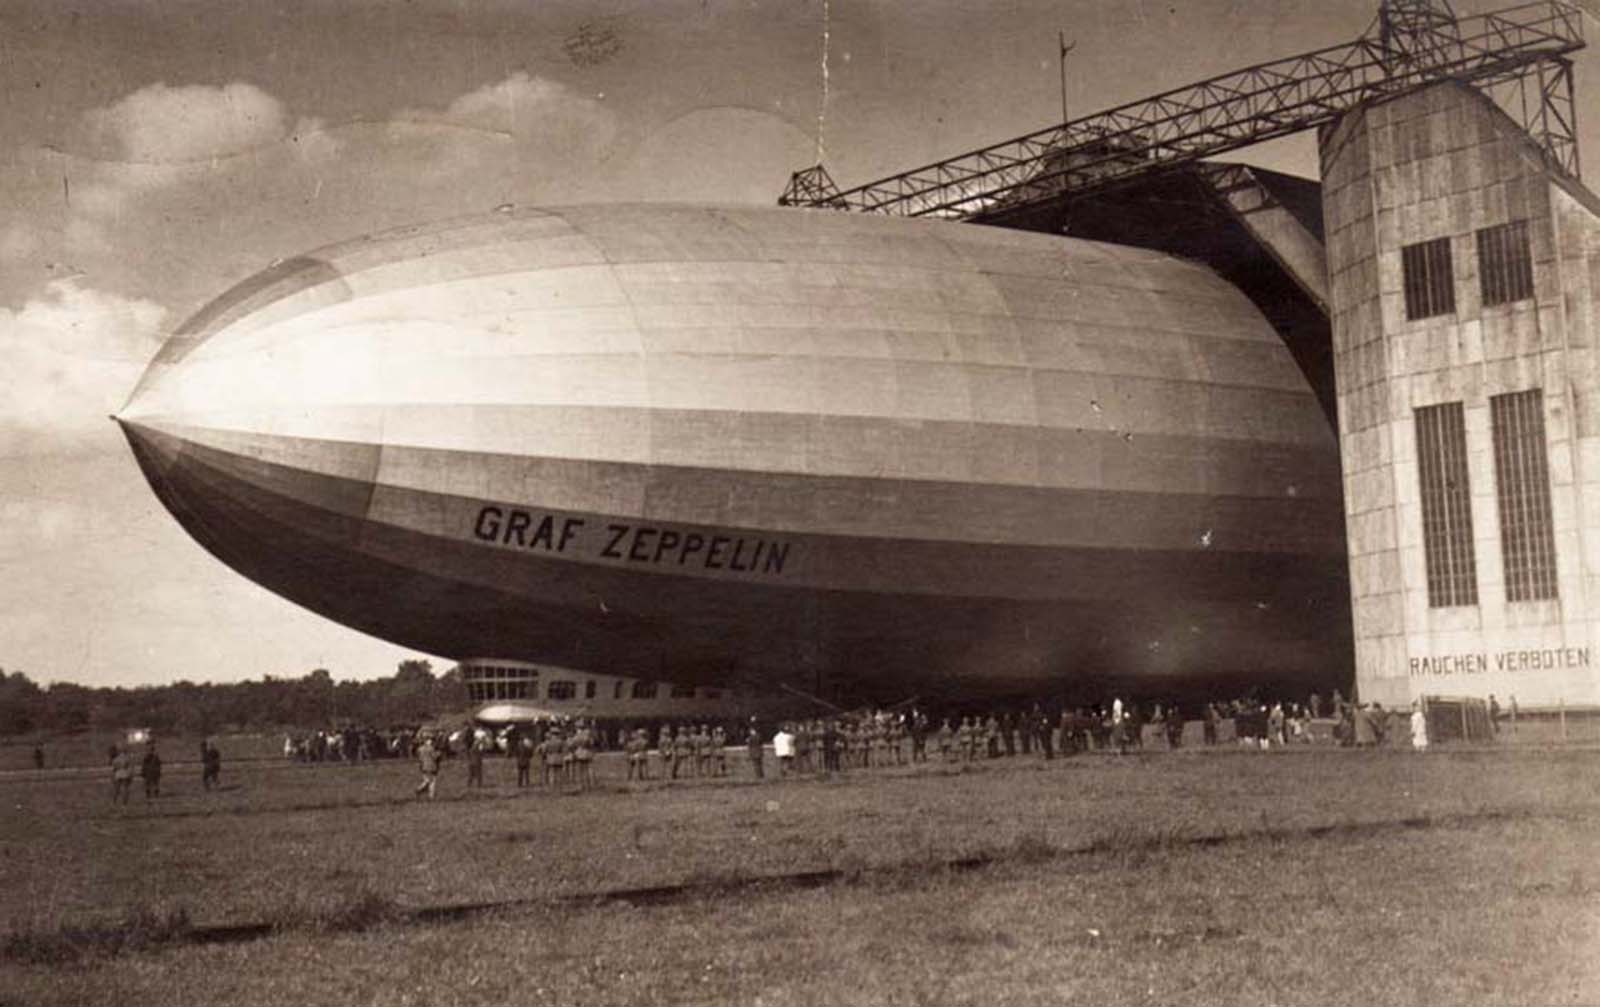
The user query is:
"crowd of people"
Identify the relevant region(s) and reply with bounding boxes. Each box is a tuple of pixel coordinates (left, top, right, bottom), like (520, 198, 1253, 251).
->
(104, 690, 1503, 803)
(105, 737, 227, 803)
(282, 726, 421, 762)
(397, 691, 1461, 798)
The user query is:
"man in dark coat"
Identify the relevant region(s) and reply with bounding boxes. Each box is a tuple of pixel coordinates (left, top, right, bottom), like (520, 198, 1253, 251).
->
(141, 745, 162, 799)
(201, 741, 222, 790)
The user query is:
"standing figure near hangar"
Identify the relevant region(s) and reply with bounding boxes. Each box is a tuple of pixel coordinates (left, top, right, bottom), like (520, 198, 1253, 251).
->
(117, 202, 1351, 703)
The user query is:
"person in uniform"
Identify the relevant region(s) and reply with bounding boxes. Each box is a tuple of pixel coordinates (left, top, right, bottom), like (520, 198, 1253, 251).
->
(111, 746, 133, 803)
(740, 721, 761, 778)
(1164, 703, 1184, 749)
(515, 733, 534, 787)
(1352, 704, 1379, 747)
(549, 727, 570, 787)
(571, 722, 594, 789)
(712, 725, 729, 776)
(140, 744, 162, 799)
(414, 736, 441, 799)
(673, 726, 691, 780)
(535, 730, 554, 786)
(466, 733, 486, 788)
(201, 740, 222, 790)
(624, 728, 644, 781)
(910, 710, 928, 763)
(688, 725, 706, 778)
(656, 727, 672, 780)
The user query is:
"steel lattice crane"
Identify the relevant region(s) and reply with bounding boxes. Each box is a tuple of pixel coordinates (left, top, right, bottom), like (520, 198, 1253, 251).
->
(778, 0, 1584, 223)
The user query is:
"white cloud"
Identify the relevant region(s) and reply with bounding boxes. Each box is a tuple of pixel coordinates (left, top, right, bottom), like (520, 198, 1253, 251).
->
(1, 72, 623, 369)
(85, 82, 290, 166)
(0, 279, 166, 453)
(445, 73, 605, 136)
(388, 72, 619, 185)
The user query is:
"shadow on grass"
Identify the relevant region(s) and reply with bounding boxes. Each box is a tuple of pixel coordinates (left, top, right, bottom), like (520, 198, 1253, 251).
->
(2, 905, 193, 965)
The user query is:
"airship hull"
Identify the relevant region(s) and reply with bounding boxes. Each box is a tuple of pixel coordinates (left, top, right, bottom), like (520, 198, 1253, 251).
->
(120, 203, 1351, 700)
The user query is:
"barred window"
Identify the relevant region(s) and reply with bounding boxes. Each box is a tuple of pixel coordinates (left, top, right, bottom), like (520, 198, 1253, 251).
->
(613, 680, 624, 700)
(631, 680, 658, 699)
(547, 680, 576, 700)
(1402, 237, 1455, 320)
(1415, 402, 1479, 607)
(1476, 220, 1534, 307)
(584, 679, 597, 699)
(1490, 389, 1558, 600)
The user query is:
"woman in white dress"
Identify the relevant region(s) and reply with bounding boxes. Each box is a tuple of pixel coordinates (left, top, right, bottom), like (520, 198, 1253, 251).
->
(1410, 702, 1429, 752)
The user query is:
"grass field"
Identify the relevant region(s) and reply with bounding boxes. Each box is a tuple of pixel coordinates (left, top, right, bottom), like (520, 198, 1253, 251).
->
(2, 742, 1596, 1005)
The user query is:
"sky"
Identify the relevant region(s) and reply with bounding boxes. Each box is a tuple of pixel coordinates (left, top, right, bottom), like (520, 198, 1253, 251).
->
(3, 0, 1598, 688)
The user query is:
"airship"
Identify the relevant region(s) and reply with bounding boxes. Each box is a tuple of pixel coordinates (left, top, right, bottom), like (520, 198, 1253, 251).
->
(117, 203, 1351, 703)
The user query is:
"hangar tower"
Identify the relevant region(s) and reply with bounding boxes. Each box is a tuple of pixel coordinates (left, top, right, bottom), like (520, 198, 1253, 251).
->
(1322, 79, 1600, 708)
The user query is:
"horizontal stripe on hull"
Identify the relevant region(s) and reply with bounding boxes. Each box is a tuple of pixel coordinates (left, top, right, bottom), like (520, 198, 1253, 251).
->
(128, 419, 1346, 578)
(121, 420, 1352, 698)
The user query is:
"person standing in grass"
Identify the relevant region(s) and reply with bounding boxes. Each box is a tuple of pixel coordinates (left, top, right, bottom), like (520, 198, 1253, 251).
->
(712, 725, 728, 776)
(772, 723, 794, 777)
(414, 736, 440, 799)
(548, 727, 570, 788)
(465, 733, 485, 788)
(1352, 703, 1379, 748)
(624, 728, 644, 781)
(571, 722, 594, 790)
(745, 720, 764, 779)
(111, 746, 133, 803)
(663, 727, 680, 780)
(676, 726, 693, 780)
(1110, 699, 1128, 756)
(1267, 703, 1286, 748)
(1165, 703, 1185, 749)
(141, 744, 162, 799)
(1410, 701, 1429, 752)
(201, 740, 222, 790)
(536, 729, 557, 787)
(694, 724, 713, 778)
(515, 733, 534, 788)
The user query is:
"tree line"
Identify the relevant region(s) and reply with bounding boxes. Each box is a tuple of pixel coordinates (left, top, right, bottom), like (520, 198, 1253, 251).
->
(0, 660, 467, 737)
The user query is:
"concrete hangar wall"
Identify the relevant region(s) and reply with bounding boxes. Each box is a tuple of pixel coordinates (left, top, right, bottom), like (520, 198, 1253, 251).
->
(1323, 80, 1600, 710)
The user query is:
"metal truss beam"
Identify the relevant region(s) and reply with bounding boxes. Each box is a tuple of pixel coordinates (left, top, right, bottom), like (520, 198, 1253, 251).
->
(778, 1, 1584, 220)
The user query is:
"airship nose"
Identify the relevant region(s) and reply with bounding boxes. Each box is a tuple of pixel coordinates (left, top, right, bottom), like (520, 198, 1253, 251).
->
(115, 416, 191, 522)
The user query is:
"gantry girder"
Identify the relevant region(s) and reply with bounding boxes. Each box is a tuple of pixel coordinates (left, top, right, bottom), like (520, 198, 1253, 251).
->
(778, 1, 1584, 221)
